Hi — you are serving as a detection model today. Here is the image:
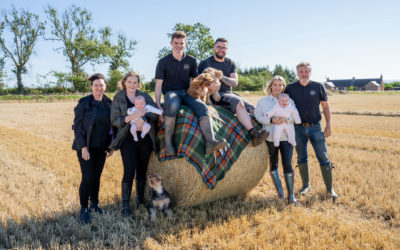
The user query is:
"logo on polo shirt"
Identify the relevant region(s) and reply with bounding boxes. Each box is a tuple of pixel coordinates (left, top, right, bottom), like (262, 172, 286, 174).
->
(183, 64, 190, 70)
(310, 90, 317, 96)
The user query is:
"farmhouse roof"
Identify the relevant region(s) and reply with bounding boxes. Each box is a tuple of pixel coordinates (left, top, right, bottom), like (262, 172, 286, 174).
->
(328, 78, 381, 88)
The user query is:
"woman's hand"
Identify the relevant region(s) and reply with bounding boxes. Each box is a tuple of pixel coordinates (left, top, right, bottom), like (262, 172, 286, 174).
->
(272, 116, 286, 125)
(124, 109, 146, 123)
(106, 150, 113, 157)
(81, 147, 90, 161)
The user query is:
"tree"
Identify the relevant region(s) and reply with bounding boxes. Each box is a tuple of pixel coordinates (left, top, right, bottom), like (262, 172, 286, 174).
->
(273, 64, 297, 84)
(0, 57, 5, 86)
(158, 23, 214, 61)
(107, 33, 136, 92)
(0, 8, 45, 94)
(45, 5, 112, 92)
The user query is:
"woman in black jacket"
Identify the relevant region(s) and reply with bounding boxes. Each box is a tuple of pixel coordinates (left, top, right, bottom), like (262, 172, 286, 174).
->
(110, 71, 161, 217)
(72, 73, 113, 223)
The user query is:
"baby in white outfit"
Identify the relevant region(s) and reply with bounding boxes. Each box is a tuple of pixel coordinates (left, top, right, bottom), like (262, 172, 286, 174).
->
(265, 93, 301, 147)
(127, 96, 163, 141)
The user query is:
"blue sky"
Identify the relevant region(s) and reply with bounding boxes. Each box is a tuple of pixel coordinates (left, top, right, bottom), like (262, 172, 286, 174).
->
(1, 0, 400, 87)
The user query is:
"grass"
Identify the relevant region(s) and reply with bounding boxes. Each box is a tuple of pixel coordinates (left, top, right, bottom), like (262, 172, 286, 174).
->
(0, 94, 399, 249)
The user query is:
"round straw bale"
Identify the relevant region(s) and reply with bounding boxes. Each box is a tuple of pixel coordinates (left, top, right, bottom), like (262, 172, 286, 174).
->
(146, 142, 268, 207)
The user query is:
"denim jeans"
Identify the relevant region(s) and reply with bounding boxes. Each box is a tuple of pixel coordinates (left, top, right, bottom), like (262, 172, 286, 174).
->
(266, 141, 294, 173)
(295, 123, 331, 166)
(164, 90, 209, 118)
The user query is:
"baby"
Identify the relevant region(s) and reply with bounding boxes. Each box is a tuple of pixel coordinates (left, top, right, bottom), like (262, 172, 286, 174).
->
(127, 96, 163, 141)
(265, 93, 301, 147)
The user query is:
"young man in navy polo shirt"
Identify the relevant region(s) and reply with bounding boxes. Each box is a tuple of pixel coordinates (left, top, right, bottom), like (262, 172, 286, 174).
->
(198, 38, 268, 146)
(285, 61, 338, 200)
(155, 31, 226, 156)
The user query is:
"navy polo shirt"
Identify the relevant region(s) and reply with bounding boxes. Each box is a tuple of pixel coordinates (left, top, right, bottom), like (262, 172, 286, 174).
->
(198, 56, 237, 93)
(155, 53, 198, 94)
(285, 80, 328, 124)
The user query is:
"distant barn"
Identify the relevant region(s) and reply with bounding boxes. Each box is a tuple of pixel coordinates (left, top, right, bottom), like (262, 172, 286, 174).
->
(324, 75, 384, 91)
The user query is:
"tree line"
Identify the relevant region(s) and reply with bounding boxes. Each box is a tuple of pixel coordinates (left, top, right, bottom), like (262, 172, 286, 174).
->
(0, 5, 297, 95)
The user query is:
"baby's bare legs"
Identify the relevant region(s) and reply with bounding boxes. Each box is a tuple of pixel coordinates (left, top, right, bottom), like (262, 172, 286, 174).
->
(141, 122, 151, 138)
(130, 123, 139, 141)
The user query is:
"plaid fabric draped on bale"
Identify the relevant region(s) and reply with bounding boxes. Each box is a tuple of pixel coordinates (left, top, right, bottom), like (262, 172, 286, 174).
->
(156, 105, 262, 189)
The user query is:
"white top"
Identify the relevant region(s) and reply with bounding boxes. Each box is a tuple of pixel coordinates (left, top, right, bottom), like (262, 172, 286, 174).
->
(254, 95, 297, 142)
(266, 102, 301, 124)
(127, 105, 163, 116)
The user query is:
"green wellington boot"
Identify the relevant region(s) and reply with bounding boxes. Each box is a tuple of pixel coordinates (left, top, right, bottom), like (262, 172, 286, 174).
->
(270, 170, 284, 199)
(320, 165, 338, 201)
(284, 172, 297, 205)
(297, 163, 310, 195)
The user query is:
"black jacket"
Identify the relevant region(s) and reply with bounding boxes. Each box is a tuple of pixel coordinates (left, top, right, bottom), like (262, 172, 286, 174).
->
(109, 89, 159, 151)
(72, 94, 113, 151)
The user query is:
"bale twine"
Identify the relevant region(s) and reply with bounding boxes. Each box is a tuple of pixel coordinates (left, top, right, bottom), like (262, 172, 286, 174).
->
(146, 142, 268, 207)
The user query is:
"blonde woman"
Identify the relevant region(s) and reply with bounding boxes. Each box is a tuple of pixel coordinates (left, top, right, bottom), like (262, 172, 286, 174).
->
(110, 72, 161, 217)
(255, 76, 297, 204)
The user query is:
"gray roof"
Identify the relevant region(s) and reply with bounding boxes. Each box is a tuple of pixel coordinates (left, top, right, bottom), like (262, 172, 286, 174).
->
(328, 78, 381, 88)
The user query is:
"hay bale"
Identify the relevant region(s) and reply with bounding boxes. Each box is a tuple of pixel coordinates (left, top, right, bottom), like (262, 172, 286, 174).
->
(146, 143, 268, 207)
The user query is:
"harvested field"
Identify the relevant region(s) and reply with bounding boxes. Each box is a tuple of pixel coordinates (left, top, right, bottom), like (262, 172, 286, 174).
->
(0, 93, 399, 249)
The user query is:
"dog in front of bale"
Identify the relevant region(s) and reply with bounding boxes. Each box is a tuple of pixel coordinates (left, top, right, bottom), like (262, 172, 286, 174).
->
(148, 174, 173, 221)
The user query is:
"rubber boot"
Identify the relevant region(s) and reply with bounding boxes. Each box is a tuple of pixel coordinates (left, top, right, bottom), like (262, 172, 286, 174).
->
(320, 165, 338, 201)
(121, 182, 132, 217)
(164, 116, 176, 156)
(249, 128, 269, 147)
(135, 179, 146, 208)
(284, 172, 297, 205)
(297, 163, 311, 195)
(270, 170, 284, 199)
(199, 116, 227, 154)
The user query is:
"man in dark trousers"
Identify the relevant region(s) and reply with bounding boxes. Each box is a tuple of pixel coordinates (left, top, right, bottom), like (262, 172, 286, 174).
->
(155, 31, 226, 156)
(198, 38, 267, 146)
(285, 61, 338, 200)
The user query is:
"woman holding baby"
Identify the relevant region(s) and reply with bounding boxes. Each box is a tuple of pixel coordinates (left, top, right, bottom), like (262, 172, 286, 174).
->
(110, 71, 162, 217)
(254, 75, 297, 205)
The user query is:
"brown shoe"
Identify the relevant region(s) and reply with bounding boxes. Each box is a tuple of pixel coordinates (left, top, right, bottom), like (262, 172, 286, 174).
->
(249, 129, 268, 146)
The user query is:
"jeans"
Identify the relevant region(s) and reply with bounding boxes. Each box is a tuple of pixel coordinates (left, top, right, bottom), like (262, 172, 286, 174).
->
(164, 90, 209, 118)
(266, 141, 294, 173)
(295, 123, 331, 166)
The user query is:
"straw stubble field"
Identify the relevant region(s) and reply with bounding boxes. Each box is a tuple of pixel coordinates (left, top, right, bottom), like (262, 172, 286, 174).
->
(0, 93, 399, 249)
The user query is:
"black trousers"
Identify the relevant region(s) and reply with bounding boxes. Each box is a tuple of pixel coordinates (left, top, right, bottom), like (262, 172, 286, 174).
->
(77, 148, 106, 208)
(266, 141, 294, 173)
(120, 133, 153, 185)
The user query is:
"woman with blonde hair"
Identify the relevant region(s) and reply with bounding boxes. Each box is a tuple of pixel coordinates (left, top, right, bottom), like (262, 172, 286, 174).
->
(110, 71, 162, 217)
(255, 75, 297, 204)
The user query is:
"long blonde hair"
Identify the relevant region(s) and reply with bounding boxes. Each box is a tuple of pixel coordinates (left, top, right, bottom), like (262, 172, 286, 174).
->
(265, 75, 286, 95)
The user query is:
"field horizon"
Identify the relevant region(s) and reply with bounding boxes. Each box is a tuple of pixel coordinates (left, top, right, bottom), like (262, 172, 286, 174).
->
(0, 93, 399, 249)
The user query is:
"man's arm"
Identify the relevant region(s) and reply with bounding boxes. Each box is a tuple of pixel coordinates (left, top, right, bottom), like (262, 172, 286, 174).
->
(220, 72, 238, 88)
(321, 100, 331, 137)
(155, 79, 163, 110)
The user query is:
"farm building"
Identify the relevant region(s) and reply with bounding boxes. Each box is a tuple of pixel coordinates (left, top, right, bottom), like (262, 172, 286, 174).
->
(324, 75, 384, 91)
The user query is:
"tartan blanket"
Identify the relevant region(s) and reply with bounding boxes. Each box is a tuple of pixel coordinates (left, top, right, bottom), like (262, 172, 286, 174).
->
(156, 105, 262, 190)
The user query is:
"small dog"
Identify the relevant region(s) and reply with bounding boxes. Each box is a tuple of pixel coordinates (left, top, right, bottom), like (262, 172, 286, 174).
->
(202, 67, 223, 104)
(148, 174, 173, 221)
(187, 72, 214, 103)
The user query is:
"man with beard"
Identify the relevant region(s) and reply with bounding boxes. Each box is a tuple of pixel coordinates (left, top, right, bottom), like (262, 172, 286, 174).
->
(285, 61, 338, 201)
(198, 38, 268, 146)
